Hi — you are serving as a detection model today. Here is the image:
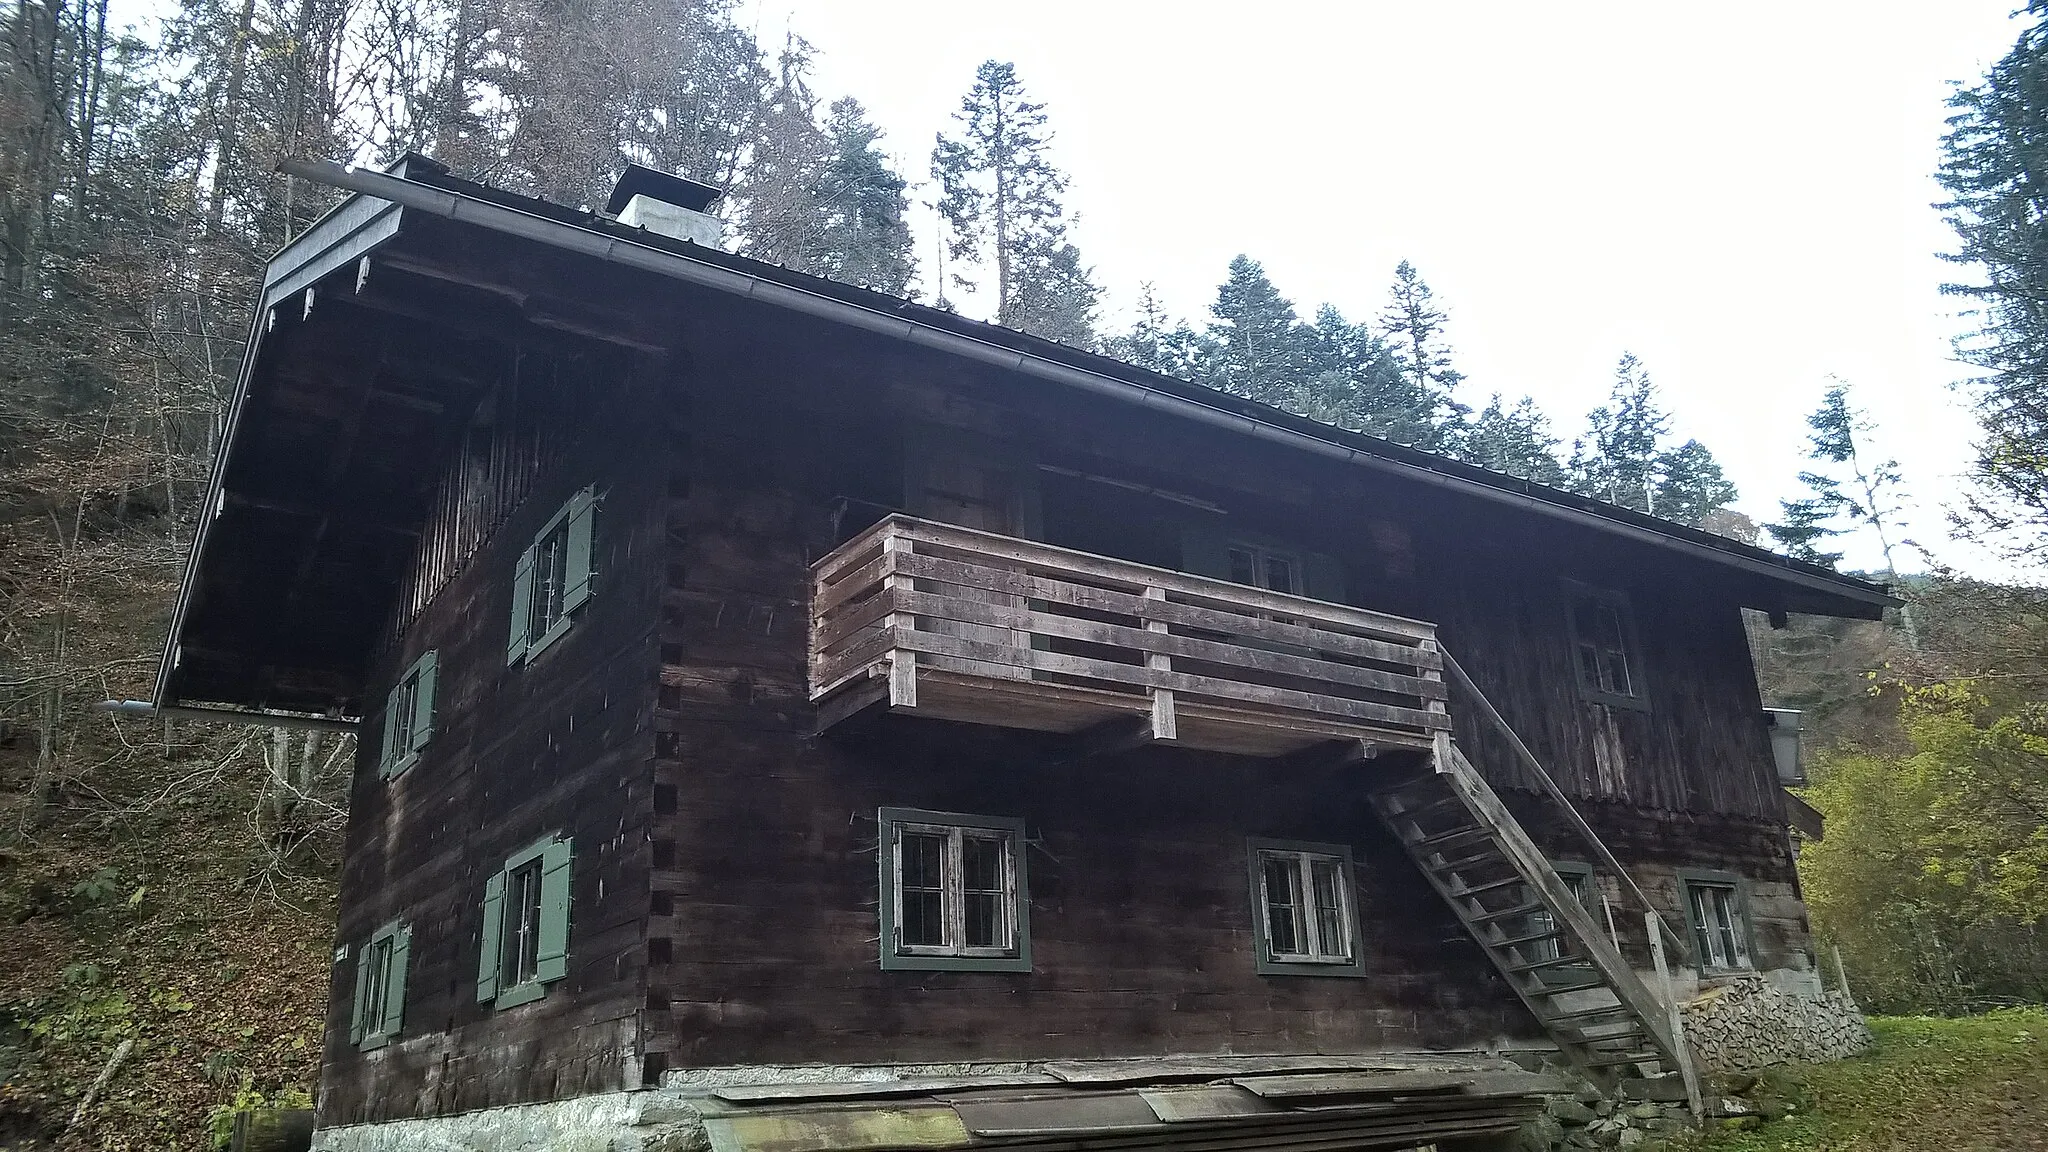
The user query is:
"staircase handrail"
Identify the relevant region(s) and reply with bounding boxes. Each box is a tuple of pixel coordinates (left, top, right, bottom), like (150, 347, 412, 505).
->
(1440, 650, 1695, 966)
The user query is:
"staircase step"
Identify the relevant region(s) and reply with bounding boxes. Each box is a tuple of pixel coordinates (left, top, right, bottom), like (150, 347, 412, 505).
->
(1446, 876, 1527, 899)
(1484, 928, 1563, 950)
(1583, 1051, 1664, 1069)
(1391, 793, 1464, 818)
(1469, 902, 1546, 924)
(1505, 954, 1591, 975)
(1432, 848, 1510, 871)
(1411, 825, 1492, 851)
(1543, 1002, 1630, 1023)
(1528, 976, 1609, 996)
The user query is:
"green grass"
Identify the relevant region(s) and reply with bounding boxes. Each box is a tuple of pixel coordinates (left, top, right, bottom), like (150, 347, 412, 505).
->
(1701, 1009, 2048, 1152)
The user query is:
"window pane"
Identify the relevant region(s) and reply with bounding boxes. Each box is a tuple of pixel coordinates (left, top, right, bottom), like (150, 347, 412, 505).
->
(1228, 547, 1258, 587)
(1576, 642, 1606, 692)
(898, 831, 948, 949)
(1263, 554, 1297, 595)
(1309, 858, 1348, 959)
(365, 938, 391, 1025)
(960, 835, 1008, 950)
(1262, 856, 1305, 956)
(1689, 885, 1727, 968)
(1603, 649, 1634, 697)
(532, 527, 570, 637)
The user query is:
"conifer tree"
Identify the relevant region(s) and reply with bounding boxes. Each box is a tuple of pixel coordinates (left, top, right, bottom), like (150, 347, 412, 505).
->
(1203, 255, 1307, 403)
(1653, 439, 1739, 526)
(1569, 353, 1671, 513)
(1105, 283, 1205, 378)
(737, 38, 832, 267)
(931, 60, 1098, 343)
(1376, 260, 1469, 452)
(1466, 395, 1569, 486)
(809, 97, 916, 295)
(1294, 305, 1418, 443)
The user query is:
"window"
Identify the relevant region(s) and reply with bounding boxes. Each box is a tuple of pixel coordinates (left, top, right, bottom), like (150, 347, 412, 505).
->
(1682, 872, 1753, 972)
(478, 834, 572, 1008)
(507, 487, 597, 665)
(1526, 864, 1595, 964)
(878, 809, 1029, 972)
(378, 650, 438, 779)
(350, 920, 410, 1050)
(1564, 581, 1646, 708)
(1248, 839, 1365, 976)
(1227, 543, 1301, 595)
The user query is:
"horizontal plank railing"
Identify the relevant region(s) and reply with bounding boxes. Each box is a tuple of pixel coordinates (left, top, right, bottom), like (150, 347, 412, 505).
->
(810, 515, 1451, 746)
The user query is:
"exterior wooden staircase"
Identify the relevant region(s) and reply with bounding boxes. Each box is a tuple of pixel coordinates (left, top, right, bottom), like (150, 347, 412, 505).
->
(1369, 653, 1701, 1096)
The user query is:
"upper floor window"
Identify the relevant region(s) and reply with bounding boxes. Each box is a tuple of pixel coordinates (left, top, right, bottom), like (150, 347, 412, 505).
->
(350, 919, 411, 1050)
(1564, 581, 1646, 709)
(507, 487, 597, 665)
(1682, 872, 1753, 972)
(1248, 839, 1365, 976)
(878, 808, 1030, 972)
(379, 650, 438, 780)
(1228, 542, 1302, 595)
(478, 834, 572, 1008)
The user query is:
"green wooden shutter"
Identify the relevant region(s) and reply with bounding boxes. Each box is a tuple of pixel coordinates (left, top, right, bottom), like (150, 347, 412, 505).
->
(1303, 552, 1347, 605)
(409, 652, 438, 753)
(349, 943, 369, 1044)
(562, 488, 597, 614)
(506, 546, 535, 666)
(379, 926, 411, 1039)
(534, 838, 573, 984)
(477, 871, 505, 1002)
(377, 689, 399, 778)
(1179, 524, 1234, 580)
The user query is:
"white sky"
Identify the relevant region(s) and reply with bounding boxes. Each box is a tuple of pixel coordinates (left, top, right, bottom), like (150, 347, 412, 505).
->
(742, 0, 2029, 579)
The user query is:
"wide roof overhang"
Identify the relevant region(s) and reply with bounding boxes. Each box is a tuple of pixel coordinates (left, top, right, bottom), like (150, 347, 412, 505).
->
(155, 156, 1897, 725)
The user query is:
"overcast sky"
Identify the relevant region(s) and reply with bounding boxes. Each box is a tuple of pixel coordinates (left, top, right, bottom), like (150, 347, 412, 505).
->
(740, 1, 2028, 578)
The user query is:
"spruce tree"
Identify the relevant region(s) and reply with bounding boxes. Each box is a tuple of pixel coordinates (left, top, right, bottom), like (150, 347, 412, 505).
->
(736, 39, 832, 268)
(1764, 499, 1845, 567)
(809, 97, 916, 295)
(931, 60, 1099, 343)
(1202, 255, 1308, 404)
(1105, 283, 1206, 378)
(1939, 1, 2048, 567)
(1653, 439, 1739, 526)
(1465, 395, 1569, 486)
(1569, 353, 1671, 513)
(1376, 260, 1469, 452)
(1295, 305, 1421, 444)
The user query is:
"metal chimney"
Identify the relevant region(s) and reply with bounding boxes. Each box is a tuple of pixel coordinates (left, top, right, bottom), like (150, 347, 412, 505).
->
(605, 163, 724, 249)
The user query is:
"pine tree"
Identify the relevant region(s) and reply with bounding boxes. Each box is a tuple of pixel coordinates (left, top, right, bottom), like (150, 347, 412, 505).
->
(1202, 255, 1307, 404)
(931, 60, 1098, 342)
(1569, 353, 1671, 513)
(1376, 260, 1469, 452)
(809, 97, 916, 295)
(1653, 439, 1738, 526)
(1465, 395, 1568, 486)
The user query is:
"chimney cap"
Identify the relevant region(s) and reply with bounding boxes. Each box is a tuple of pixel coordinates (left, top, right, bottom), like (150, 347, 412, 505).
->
(606, 163, 722, 215)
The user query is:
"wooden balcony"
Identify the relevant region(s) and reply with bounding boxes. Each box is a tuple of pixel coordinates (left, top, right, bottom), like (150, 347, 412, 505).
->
(809, 516, 1450, 758)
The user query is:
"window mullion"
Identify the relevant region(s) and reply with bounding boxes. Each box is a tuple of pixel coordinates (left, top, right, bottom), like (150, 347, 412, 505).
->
(946, 828, 964, 954)
(1298, 853, 1321, 959)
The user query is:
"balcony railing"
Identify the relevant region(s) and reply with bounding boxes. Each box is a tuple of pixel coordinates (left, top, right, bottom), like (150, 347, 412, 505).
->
(809, 516, 1450, 757)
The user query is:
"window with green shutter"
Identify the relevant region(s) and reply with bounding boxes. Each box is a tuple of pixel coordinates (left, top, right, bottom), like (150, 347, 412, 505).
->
(378, 650, 438, 780)
(507, 487, 598, 666)
(349, 919, 411, 1049)
(477, 833, 572, 1008)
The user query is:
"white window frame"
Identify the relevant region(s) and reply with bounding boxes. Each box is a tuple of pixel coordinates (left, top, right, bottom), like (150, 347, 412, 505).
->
(1226, 541, 1304, 595)
(1249, 839, 1365, 977)
(1563, 580, 1648, 710)
(878, 808, 1030, 972)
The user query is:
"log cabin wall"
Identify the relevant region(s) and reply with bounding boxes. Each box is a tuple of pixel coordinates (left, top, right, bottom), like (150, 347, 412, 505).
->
(319, 348, 669, 1125)
(642, 299, 1804, 1069)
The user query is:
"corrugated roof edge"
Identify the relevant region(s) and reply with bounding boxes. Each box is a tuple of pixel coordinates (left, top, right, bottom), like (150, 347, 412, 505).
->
(278, 156, 1898, 615)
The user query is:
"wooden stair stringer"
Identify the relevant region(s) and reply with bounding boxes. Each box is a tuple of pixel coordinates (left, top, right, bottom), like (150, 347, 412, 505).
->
(1373, 743, 1681, 1083)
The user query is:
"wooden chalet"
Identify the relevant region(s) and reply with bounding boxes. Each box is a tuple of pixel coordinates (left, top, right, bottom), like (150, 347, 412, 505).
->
(155, 155, 1895, 1151)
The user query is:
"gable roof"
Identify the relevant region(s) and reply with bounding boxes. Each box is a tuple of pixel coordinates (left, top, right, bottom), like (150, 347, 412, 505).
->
(155, 155, 1895, 722)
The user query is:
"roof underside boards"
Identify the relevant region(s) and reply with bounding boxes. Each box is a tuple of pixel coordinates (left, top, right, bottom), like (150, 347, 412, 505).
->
(157, 157, 1896, 719)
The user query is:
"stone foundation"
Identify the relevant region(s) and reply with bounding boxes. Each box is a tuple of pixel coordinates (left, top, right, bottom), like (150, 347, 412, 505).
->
(1680, 974, 1871, 1073)
(309, 1091, 706, 1152)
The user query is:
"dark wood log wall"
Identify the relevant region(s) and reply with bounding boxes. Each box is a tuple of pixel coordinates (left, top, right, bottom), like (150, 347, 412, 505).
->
(318, 354, 668, 1126)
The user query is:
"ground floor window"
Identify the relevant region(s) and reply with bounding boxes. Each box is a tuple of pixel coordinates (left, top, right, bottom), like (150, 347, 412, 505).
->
(350, 920, 410, 1049)
(478, 833, 573, 1007)
(1249, 839, 1365, 976)
(1682, 872, 1753, 971)
(878, 808, 1030, 972)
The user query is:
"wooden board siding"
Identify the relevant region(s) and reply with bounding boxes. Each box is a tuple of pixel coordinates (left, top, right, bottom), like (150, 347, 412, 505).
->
(317, 356, 671, 1126)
